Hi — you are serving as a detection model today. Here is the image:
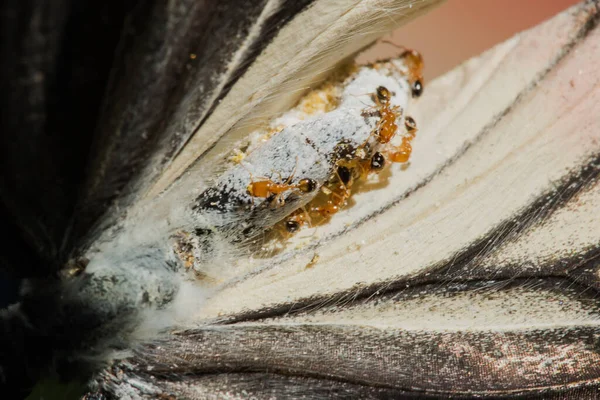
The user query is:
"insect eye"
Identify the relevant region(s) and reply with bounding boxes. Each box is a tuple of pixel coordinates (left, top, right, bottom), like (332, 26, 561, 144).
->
(298, 178, 317, 193)
(370, 152, 385, 171)
(404, 116, 417, 132)
(411, 80, 423, 98)
(285, 220, 300, 233)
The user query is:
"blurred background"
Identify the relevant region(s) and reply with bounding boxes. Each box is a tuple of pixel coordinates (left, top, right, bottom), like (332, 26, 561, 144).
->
(358, 0, 579, 80)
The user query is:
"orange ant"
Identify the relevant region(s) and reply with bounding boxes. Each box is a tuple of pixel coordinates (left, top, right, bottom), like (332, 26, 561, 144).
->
(342, 150, 386, 179)
(246, 164, 317, 207)
(373, 86, 403, 145)
(386, 115, 418, 163)
(284, 189, 348, 232)
(309, 187, 350, 219)
(361, 86, 402, 148)
(308, 166, 353, 219)
(281, 149, 388, 234)
(282, 165, 354, 232)
(401, 49, 424, 98)
(380, 41, 424, 98)
(362, 85, 419, 165)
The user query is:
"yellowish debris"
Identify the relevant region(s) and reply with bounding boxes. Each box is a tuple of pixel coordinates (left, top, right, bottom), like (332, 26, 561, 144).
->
(261, 124, 285, 142)
(228, 148, 247, 164)
(172, 232, 195, 269)
(298, 62, 358, 116)
(306, 254, 320, 269)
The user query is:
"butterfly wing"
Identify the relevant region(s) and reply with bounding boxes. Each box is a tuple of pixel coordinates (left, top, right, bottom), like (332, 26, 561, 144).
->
(89, 2, 600, 398)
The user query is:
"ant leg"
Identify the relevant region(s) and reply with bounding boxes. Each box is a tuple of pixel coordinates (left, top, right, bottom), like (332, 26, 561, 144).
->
(361, 106, 381, 119)
(242, 162, 272, 185)
(284, 156, 299, 185)
(330, 190, 348, 206)
(301, 206, 313, 228)
(269, 192, 286, 208)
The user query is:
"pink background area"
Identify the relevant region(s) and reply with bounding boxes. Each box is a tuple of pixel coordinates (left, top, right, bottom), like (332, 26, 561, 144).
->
(358, 0, 579, 80)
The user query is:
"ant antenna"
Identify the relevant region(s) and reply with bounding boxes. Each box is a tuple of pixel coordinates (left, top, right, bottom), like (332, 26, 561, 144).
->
(351, 92, 374, 107)
(285, 156, 299, 184)
(379, 40, 407, 52)
(240, 161, 255, 181)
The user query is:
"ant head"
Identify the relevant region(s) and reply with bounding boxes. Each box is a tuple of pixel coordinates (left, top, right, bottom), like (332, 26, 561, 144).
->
(370, 152, 385, 171)
(285, 220, 300, 233)
(297, 178, 317, 193)
(411, 80, 423, 98)
(404, 116, 417, 132)
(376, 86, 392, 103)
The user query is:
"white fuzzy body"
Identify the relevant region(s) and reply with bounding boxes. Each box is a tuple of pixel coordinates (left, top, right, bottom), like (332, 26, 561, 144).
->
(73, 60, 414, 348)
